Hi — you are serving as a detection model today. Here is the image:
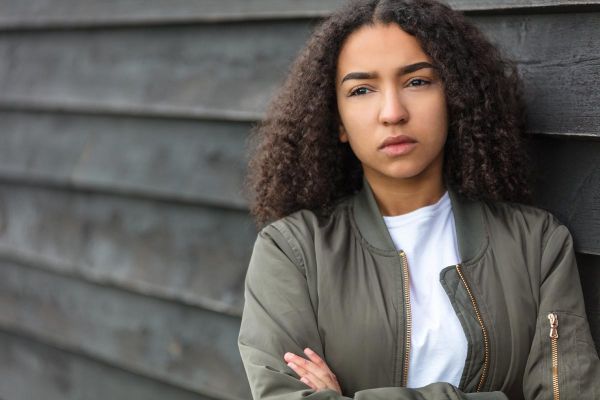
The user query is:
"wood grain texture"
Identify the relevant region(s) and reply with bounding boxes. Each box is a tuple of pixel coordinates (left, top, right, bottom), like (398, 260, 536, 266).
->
(0, 0, 347, 27)
(0, 329, 218, 400)
(0, 14, 599, 136)
(449, 0, 600, 10)
(0, 110, 250, 210)
(1, 0, 600, 28)
(0, 183, 256, 316)
(0, 259, 250, 400)
(0, 22, 311, 121)
(531, 136, 600, 255)
(578, 253, 600, 355)
(474, 13, 600, 137)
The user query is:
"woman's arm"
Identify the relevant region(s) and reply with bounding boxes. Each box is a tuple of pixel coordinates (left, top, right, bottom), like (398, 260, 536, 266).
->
(238, 224, 507, 400)
(522, 223, 600, 400)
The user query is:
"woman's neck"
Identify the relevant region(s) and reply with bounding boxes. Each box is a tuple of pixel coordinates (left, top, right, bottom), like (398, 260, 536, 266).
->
(364, 168, 446, 217)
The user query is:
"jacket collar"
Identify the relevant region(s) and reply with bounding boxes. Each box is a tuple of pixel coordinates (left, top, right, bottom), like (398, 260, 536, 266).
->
(351, 176, 488, 263)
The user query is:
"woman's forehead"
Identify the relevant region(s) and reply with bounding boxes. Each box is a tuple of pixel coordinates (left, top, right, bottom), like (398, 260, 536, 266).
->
(336, 24, 432, 83)
(336, 23, 432, 81)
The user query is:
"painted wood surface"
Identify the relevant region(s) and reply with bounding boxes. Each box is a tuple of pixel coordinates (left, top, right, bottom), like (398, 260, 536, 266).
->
(0, 330, 218, 400)
(0, 110, 249, 209)
(531, 136, 600, 255)
(0, 258, 250, 400)
(1, 0, 599, 28)
(0, 183, 255, 316)
(0, 22, 311, 121)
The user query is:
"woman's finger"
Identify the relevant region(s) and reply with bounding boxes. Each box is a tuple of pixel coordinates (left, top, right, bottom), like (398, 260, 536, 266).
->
(300, 375, 318, 390)
(302, 372, 328, 391)
(303, 348, 329, 371)
(284, 351, 342, 393)
(303, 348, 339, 383)
(287, 361, 309, 378)
(284, 352, 331, 383)
(288, 362, 327, 391)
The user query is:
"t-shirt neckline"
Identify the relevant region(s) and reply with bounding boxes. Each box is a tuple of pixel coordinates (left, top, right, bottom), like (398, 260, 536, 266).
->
(382, 191, 450, 228)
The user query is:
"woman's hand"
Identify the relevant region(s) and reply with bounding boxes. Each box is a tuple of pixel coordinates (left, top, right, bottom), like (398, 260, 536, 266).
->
(284, 348, 342, 394)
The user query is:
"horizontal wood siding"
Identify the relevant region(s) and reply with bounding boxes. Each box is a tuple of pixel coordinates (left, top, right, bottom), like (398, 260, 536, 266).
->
(1, 0, 600, 28)
(531, 137, 600, 255)
(0, 330, 217, 400)
(0, 110, 249, 209)
(0, 183, 254, 316)
(0, 22, 311, 121)
(0, 1, 598, 399)
(0, 258, 249, 400)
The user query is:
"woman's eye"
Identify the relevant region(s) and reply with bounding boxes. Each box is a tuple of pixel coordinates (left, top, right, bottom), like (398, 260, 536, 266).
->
(349, 87, 372, 97)
(408, 78, 430, 87)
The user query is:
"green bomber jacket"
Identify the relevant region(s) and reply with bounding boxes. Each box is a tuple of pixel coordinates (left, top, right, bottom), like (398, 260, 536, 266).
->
(238, 178, 600, 399)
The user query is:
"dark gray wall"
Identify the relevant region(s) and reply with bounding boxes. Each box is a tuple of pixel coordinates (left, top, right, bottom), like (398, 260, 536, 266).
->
(0, 1, 599, 399)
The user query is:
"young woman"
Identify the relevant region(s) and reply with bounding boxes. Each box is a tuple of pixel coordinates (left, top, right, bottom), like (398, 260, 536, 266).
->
(238, 0, 600, 399)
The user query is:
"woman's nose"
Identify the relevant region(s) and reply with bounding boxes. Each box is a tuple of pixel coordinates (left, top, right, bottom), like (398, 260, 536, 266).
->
(378, 90, 408, 125)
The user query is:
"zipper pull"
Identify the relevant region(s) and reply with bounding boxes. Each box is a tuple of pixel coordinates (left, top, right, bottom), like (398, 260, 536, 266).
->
(547, 313, 558, 339)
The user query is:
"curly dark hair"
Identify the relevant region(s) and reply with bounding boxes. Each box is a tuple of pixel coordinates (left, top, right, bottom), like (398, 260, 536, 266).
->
(246, 0, 531, 227)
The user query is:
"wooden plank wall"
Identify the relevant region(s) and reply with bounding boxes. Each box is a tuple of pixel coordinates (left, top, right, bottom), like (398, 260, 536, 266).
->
(0, 1, 599, 399)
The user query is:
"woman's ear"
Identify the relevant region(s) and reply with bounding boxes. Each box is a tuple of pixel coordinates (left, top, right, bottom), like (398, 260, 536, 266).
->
(339, 124, 348, 143)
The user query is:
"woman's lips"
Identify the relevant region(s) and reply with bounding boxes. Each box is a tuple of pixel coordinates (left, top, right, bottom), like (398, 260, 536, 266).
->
(379, 135, 417, 156)
(380, 142, 417, 156)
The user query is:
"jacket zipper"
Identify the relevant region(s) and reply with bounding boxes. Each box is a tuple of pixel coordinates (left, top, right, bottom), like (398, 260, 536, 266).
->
(399, 250, 412, 387)
(548, 312, 559, 400)
(455, 264, 489, 392)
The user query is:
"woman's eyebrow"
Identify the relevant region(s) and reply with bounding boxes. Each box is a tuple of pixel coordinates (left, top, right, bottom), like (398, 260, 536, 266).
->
(340, 61, 436, 84)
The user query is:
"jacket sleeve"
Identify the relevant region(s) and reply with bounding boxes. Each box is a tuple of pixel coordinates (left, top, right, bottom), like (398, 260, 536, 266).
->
(523, 222, 600, 400)
(238, 224, 508, 400)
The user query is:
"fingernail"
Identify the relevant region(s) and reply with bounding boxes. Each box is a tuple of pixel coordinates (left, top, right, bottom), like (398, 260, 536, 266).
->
(304, 348, 312, 354)
(287, 362, 295, 368)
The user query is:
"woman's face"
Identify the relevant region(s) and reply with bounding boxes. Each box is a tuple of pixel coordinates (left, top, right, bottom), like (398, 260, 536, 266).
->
(336, 23, 448, 185)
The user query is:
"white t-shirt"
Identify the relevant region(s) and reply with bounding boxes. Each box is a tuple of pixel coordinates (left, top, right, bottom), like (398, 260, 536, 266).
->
(382, 191, 468, 388)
